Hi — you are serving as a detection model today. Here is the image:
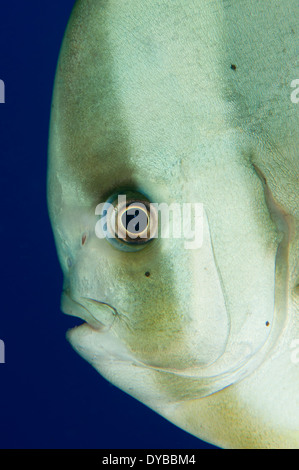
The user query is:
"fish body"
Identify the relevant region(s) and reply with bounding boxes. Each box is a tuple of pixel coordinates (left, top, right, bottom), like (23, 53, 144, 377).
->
(48, 0, 299, 448)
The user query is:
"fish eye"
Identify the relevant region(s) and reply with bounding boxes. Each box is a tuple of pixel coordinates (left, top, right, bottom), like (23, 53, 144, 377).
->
(103, 190, 158, 251)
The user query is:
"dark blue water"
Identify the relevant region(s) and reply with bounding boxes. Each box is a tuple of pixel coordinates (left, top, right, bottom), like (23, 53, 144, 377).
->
(0, 1, 216, 449)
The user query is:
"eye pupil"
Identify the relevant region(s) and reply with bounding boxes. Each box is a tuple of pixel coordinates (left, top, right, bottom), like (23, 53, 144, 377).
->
(121, 207, 149, 236)
(103, 190, 158, 251)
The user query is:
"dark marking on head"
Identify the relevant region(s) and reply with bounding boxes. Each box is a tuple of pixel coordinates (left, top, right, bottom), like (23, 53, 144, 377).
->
(266, 321, 270, 327)
(230, 64, 237, 70)
(55, 10, 135, 204)
(145, 271, 151, 277)
(81, 234, 87, 246)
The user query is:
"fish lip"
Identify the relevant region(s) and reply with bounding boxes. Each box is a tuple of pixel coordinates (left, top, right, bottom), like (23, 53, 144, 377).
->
(61, 290, 105, 331)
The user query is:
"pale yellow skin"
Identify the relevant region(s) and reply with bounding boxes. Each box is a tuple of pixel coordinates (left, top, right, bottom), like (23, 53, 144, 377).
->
(48, 0, 299, 448)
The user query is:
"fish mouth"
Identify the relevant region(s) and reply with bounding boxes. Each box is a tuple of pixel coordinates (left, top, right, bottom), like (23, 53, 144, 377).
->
(61, 290, 116, 331)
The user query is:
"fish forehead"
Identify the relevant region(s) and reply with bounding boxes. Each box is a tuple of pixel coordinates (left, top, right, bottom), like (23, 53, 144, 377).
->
(49, 0, 298, 206)
(49, 1, 241, 201)
(50, 2, 223, 201)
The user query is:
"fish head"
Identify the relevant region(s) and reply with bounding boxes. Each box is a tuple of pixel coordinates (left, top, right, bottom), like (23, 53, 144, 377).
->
(48, 0, 296, 415)
(51, 157, 231, 374)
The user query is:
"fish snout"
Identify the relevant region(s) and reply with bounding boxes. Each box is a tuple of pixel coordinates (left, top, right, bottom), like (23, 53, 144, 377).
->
(61, 290, 116, 331)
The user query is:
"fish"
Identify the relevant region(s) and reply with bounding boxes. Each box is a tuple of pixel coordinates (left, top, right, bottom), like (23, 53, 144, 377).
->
(47, 0, 299, 449)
